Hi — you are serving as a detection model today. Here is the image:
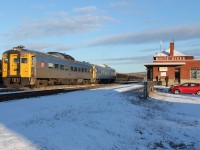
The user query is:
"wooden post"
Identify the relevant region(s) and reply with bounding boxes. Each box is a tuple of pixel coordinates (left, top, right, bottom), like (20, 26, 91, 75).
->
(144, 81, 154, 99)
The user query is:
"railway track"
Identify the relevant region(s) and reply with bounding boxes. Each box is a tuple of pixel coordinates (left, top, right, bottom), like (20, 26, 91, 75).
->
(0, 82, 140, 102)
(0, 88, 22, 93)
(0, 83, 117, 102)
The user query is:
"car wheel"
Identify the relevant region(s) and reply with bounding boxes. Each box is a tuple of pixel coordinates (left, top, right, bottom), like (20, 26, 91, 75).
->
(174, 89, 180, 95)
(196, 91, 200, 95)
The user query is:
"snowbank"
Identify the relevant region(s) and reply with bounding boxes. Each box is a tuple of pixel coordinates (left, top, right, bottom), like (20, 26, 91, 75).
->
(0, 83, 199, 149)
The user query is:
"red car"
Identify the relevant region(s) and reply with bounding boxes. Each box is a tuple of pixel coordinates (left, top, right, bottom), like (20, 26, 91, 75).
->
(169, 82, 200, 95)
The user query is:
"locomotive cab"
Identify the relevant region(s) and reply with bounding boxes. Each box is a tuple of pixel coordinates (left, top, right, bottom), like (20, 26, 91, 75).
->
(2, 46, 34, 88)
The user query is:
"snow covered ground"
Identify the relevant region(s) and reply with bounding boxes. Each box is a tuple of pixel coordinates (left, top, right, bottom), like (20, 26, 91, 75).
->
(0, 83, 199, 150)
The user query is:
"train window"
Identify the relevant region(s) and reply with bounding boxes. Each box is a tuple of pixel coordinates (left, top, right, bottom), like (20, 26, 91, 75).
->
(14, 58, 20, 63)
(78, 68, 81, 72)
(55, 64, 59, 69)
(74, 67, 78, 71)
(82, 68, 84, 72)
(65, 65, 70, 71)
(70, 67, 74, 71)
(85, 68, 87, 72)
(60, 65, 64, 70)
(4, 58, 8, 63)
(21, 58, 27, 63)
(48, 63, 54, 69)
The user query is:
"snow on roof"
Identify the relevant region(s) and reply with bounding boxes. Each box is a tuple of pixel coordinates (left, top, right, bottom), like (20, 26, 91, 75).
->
(155, 48, 186, 56)
(97, 64, 107, 67)
(96, 64, 111, 68)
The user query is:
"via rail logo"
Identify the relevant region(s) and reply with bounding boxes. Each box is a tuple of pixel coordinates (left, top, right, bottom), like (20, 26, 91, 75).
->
(40, 62, 44, 67)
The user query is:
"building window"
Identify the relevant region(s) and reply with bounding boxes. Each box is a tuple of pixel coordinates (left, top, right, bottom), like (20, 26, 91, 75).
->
(190, 68, 200, 79)
(197, 69, 200, 79)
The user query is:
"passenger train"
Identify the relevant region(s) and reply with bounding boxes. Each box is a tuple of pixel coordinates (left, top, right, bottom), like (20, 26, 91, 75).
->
(2, 46, 116, 88)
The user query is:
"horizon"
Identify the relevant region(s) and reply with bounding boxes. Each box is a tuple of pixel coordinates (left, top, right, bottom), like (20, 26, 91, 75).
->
(0, 0, 200, 73)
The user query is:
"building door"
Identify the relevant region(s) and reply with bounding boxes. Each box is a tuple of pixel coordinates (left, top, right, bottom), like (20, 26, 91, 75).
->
(174, 68, 180, 84)
(147, 67, 153, 81)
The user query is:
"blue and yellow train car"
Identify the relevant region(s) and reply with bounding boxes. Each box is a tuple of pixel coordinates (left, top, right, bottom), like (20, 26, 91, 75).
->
(2, 46, 116, 88)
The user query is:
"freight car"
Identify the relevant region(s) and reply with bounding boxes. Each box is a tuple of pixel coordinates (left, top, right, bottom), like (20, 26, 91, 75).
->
(2, 46, 116, 88)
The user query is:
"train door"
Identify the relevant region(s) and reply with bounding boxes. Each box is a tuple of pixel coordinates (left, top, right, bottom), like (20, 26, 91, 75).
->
(9, 54, 20, 76)
(91, 66, 96, 83)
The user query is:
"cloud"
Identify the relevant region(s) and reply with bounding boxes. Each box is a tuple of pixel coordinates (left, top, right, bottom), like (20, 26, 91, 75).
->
(46, 11, 69, 17)
(74, 6, 97, 13)
(183, 49, 200, 58)
(33, 4, 47, 10)
(139, 47, 160, 52)
(98, 55, 152, 65)
(26, 43, 72, 51)
(189, 43, 200, 47)
(110, 1, 133, 8)
(109, 1, 148, 15)
(5, 10, 113, 39)
(88, 25, 200, 47)
(3, 43, 73, 53)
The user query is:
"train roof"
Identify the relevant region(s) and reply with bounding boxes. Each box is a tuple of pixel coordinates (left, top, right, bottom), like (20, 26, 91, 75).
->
(6, 46, 75, 60)
(4, 45, 115, 71)
(95, 64, 115, 72)
(47, 52, 75, 61)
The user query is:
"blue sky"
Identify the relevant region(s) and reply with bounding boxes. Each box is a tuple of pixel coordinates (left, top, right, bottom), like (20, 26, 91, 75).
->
(0, 0, 200, 73)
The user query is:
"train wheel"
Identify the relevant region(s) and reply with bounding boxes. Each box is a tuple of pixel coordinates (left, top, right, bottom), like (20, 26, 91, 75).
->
(34, 80, 40, 88)
(48, 80, 55, 86)
(42, 80, 48, 87)
(83, 80, 88, 85)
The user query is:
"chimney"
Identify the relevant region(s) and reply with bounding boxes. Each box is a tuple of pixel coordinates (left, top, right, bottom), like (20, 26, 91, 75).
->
(170, 42, 174, 56)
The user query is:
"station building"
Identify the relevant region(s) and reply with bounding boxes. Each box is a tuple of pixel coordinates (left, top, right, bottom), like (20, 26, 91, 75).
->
(144, 42, 200, 86)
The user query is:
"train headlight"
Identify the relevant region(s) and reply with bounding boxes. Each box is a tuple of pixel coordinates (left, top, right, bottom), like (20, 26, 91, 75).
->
(3, 68, 6, 72)
(25, 68, 28, 72)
